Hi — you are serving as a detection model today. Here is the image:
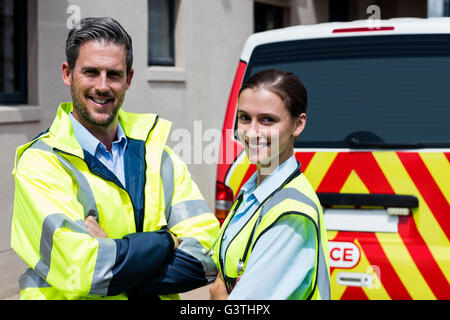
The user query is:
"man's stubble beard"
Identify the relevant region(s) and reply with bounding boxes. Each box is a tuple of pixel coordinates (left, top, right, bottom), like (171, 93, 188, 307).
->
(70, 86, 125, 129)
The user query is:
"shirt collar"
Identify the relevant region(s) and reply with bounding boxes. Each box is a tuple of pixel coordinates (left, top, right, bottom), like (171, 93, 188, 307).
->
(241, 155, 299, 204)
(69, 112, 127, 156)
(113, 121, 127, 149)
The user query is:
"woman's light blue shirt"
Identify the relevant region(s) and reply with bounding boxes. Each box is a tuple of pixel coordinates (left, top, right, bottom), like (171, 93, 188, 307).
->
(69, 112, 127, 187)
(221, 155, 317, 300)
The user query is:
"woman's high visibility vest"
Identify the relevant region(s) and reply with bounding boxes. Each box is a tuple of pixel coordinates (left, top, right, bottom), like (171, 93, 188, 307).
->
(212, 166, 330, 300)
(11, 102, 219, 300)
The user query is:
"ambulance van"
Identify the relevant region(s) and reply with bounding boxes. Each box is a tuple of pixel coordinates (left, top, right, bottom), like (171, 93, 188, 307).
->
(215, 18, 450, 299)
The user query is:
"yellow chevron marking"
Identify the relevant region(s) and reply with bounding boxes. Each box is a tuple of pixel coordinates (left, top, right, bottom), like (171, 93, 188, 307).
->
(303, 152, 337, 190)
(330, 269, 347, 300)
(327, 230, 339, 241)
(340, 170, 370, 194)
(373, 152, 450, 282)
(330, 239, 390, 300)
(228, 154, 251, 195)
(375, 232, 436, 299)
(355, 239, 391, 300)
(420, 153, 450, 206)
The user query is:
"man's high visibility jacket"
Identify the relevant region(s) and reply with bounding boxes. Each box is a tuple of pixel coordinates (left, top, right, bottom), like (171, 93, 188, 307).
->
(212, 166, 331, 299)
(11, 102, 220, 300)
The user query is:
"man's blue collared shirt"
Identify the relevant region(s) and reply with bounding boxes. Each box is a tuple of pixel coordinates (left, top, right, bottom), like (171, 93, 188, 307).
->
(69, 113, 127, 187)
(221, 155, 317, 300)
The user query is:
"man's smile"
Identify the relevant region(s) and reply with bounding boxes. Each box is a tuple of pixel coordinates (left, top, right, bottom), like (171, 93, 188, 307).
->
(87, 95, 114, 108)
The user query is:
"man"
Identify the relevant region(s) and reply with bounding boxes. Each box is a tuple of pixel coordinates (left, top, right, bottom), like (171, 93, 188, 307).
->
(11, 17, 219, 300)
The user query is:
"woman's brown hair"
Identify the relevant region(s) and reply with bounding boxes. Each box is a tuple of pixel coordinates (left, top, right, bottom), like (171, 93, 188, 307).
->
(238, 69, 307, 118)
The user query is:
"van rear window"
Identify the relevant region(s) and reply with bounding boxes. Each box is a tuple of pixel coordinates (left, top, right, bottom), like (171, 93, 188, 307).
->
(243, 35, 450, 148)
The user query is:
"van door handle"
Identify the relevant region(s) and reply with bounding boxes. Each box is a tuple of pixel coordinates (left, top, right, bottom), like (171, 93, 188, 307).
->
(317, 193, 418, 209)
(337, 272, 374, 288)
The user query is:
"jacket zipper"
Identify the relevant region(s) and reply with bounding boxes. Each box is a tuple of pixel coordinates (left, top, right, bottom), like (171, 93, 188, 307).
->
(139, 115, 159, 232)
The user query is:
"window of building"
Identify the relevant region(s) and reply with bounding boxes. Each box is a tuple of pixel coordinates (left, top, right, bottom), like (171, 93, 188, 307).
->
(148, 0, 175, 66)
(254, 2, 284, 33)
(444, 0, 450, 16)
(0, 0, 27, 104)
(329, 0, 349, 21)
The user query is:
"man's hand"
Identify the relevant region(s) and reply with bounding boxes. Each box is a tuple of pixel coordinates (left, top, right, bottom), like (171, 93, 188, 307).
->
(168, 231, 180, 249)
(209, 273, 229, 300)
(85, 216, 107, 238)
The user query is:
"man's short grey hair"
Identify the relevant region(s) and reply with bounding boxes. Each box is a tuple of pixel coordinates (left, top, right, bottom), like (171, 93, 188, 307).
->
(65, 17, 133, 76)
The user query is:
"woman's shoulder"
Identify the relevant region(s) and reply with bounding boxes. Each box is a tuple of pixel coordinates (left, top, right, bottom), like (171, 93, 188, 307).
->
(286, 171, 319, 199)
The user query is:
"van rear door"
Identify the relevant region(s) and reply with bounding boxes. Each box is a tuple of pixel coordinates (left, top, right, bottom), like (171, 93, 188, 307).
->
(224, 33, 450, 299)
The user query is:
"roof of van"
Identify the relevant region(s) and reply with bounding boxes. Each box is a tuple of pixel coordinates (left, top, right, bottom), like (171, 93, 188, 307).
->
(240, 17, 450, 62)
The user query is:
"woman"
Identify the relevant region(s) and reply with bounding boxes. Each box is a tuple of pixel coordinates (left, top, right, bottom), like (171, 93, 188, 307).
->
(208, 69, 330, 300)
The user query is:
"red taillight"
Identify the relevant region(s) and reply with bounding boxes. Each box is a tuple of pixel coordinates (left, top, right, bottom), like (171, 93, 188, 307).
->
(332, 26, 394, 33)
(215, 181, 234, 225)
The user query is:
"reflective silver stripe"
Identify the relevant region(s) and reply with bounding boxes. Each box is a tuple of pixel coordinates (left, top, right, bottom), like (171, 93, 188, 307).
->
(215, 199, 233, 210)
(260, 187, 317, 218)
(260, 187, 331, 300)
(178, 237, 218, 282)
(159, 149, 216, 280)
(33, 214, 116, 295)
(54, 153, 99, 221)
(160, 149, 174, 225)
(169, 199, 212, 228)
(28, 140, 117, 295)
(88, 237, 117, 296)
(19, 268, 51, 290)
(30, 140, 99, 221)
(35, 214, 88, 279)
